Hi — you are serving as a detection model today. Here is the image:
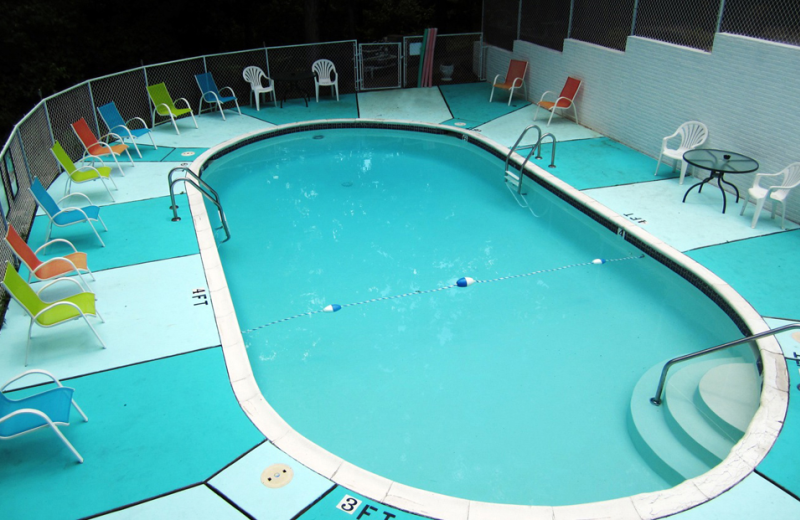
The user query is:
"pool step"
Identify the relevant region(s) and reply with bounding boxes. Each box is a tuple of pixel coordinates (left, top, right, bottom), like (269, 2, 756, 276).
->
(628, 358, 760, 485)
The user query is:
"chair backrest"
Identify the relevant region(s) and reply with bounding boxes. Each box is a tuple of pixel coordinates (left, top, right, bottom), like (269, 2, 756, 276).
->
(30, 177, 61, 218)
(677, 121, 708, 150)
(312, 59, 336, 81)
(2, 261, 45, 317)
(51, 141, 77, 175)
(777, 162, 800, 190)
(243, 66, 266, 87)
(0, 382, 75, 437)
(147, 83, 177, 111)
(507, 59, 528, 81)
(195, 72, 220, 98)
(5, 224, 42, 272)
(97, 102, 126, 132)
(71, 118, 99, 149)
(559, 77, 582, 101)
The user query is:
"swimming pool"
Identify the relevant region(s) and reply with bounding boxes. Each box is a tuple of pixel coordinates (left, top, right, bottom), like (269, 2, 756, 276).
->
(193, 121, 785, 516)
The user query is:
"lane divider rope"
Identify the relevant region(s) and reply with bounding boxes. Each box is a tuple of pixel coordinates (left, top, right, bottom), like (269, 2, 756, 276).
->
(241, 254, 645, 334)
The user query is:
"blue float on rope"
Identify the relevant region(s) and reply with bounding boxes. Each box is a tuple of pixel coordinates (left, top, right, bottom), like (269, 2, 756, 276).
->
(592, 259, 606, 265)
(323, 304, 342, 312)
(456, 277, 476, 287)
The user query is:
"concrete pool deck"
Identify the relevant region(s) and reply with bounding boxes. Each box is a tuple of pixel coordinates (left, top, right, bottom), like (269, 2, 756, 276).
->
(0, 83, 798, 520)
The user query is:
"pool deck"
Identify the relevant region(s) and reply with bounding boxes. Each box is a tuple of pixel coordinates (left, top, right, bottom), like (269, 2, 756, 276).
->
(1, 83, 799, 520)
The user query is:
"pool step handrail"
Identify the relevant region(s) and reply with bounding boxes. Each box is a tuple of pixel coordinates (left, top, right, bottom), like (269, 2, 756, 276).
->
(504, 124, 542, 195)
(536, 132, 557, 168)
(650, 323, 800, 406)
(167, 166, 231, 242)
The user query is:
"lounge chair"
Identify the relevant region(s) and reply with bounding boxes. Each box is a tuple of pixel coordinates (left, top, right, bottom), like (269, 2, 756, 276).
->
(71, 117, 134, 175)
(4, 224, 94, 290)
(30, 177, 108, 247)
(51, 140, 117, 201)
(490, 59, 528, 106)
(312, 60, 339, 102)
(1, 369, 89, 462)
(195, 72, 241, 120)
(146, 82, 199, 135)
(2, 261, 106, 366)
(534, 76, 582, 126)
(97, 101, 157, 158)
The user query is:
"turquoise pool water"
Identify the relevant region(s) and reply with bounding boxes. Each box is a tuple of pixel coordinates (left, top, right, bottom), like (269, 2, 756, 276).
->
(203, 127, 747, 506)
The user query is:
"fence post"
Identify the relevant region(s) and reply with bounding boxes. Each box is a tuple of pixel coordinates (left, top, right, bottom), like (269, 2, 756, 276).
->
(716, 0, 727, 33)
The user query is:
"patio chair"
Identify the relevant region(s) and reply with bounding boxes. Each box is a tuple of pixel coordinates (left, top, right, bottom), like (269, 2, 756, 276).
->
(146, 82, 199, 135)
(51, 140, 117, 201)
(242, 66, 277, 110)
(195, 72, 242, 120)
(534, 76, 582, 126)
(30, 177, 108, 247)
(97, 101, 158, 158)
(71, 117, 134, 175)
(1, 369, 88, 463)
(489, 59, 528, 106)
(2, 261, 106, 366)
(312, 59, 339, 102)
(4, 223, 94, 290)
(653, 121, 709, 184)
(739, 162, 800, 229)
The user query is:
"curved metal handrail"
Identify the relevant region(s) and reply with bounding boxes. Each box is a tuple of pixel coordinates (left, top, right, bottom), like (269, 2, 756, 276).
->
(536, 132, 557, 168)
(168, 167, 230, 242)
(505, 124, 542, 194)
(650, 323, 800, 405)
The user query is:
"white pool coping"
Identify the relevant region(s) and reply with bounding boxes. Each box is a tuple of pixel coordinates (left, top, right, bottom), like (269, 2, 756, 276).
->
(187, 119, 789, 520)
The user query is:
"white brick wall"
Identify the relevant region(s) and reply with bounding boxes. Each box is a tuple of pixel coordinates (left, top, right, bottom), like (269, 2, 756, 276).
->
(487, 34, 800, 225)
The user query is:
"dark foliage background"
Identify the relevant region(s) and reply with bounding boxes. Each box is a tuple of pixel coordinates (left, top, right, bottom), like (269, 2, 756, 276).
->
(0, 0, 482, 143)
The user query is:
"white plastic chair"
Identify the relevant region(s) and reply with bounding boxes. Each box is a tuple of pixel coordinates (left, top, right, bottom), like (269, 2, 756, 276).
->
(739, 162, 800, 229)
(653, 121, 708, 184)
(242, 66, 277, 110)
(312, 59, 339, 102)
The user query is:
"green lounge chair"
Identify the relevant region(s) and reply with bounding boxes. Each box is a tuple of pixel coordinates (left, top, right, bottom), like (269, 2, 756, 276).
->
(51, 140, 117, 201)
(146, 82, 198, 135)
(2, 262, 106, 366)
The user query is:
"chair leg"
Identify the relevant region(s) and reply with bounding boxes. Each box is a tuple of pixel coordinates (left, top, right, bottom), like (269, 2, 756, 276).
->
(547, 108, 556, 126)
(654, 153, 664, 177)
(750, 197, 767, 228)
(131, 141, 143, 158)
(335, 83, 339, 102)
(507, 87, 513, 106)
(533, 104, 540, 121)
(234, 99, 242, 115)
(739, 194, 750, 216)
(489, 85, 495, 103)
(46, 420, 84, 463)
(170, 114, 180, 135)
(315, 83, 320, 103)
(679, 161, 689, 185)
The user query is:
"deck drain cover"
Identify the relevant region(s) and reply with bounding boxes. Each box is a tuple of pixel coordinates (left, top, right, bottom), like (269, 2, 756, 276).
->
(261, 463, 293, 488)
(455, 122, 467, 127)
(791, 331, 800, 343)
(181, 151, 196, 157)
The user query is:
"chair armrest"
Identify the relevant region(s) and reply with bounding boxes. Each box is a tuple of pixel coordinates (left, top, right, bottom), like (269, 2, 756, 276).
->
(33, 257, 81, 277)
(537, 90, 555, 102)
(492, 73, 504, 85)
(58, 192, 96, 206)
(2, 369, 64, 392)
(33, 300, 90, 321)
(125, 116, 149, 130)
(34, 238, 79, 255)
(74, 163, 102, 175)
(511, 77, 524, 88)
(154, 102, 174, 116)
(201, 91, 220, 103)
(100, 132, 124, 144)
(110, 124, 134, 139)
(553, 95, 574, 108)
(220, 86, 236, 97)
(175, 97, 193, 111)
(36, 276, 86, 298)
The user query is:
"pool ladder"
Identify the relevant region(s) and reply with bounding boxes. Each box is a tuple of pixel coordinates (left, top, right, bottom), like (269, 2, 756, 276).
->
(504, 125, 557, 208)
(168, 166, 231, 242)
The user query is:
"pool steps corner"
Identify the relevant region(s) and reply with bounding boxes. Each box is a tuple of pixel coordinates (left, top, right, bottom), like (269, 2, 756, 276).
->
(628, 358, 761, 484)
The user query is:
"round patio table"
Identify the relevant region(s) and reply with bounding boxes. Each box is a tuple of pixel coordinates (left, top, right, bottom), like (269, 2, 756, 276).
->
(272, 70, 316, 108)
(681, 149, 759, 213)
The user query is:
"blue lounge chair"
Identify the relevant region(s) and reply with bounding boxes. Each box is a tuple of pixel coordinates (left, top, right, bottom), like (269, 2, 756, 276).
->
(195, 72, 241, 120)
(0, 369, 89, 463)
(30, 177, 108, 247)
(97, 101, 158, 158)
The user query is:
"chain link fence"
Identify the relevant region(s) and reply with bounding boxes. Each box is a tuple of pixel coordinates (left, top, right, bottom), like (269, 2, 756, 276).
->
(482, 0, 520, 51)
(721, 0, 800, 47)
(634, 0, 721, 51)
(519, 0, 570, 52)
(404, 33, 483, 87)
(571, 0, 636, 52)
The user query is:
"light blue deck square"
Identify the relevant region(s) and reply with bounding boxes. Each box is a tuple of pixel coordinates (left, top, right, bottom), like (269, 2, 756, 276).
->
(99, 485, 247, 519)
(209, 441, 333, 520)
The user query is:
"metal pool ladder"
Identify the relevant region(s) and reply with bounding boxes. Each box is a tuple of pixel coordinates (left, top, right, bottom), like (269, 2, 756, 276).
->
(168, 166, 231, 242)
(504, 125, 557, 208)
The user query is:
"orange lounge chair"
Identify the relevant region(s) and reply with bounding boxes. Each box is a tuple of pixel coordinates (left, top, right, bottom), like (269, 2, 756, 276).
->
(4, 223, 94, 290)
(489, 59, 528, 105)
(71, 117, 134, 174)
(534, 76, 582, 126)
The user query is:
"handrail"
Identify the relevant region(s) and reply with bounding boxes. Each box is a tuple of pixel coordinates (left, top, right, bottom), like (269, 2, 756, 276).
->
(650, 323, 800, 405)
(505, 124, 542, 194)
(168, 167, 231, 242)
(536, 132, 557, 168)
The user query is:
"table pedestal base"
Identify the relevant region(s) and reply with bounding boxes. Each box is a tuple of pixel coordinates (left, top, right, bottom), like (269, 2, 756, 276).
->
(682, 171, 740, 213)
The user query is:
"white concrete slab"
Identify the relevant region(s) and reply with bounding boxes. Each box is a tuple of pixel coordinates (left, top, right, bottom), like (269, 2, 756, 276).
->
(477, 104, 602, 148)
(150, 113, 275, 149)
(358, 87, 452, 122)
(98, 485, 246, 519)
(585, 178, 799, 251)
(0, 254, 219, 384)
